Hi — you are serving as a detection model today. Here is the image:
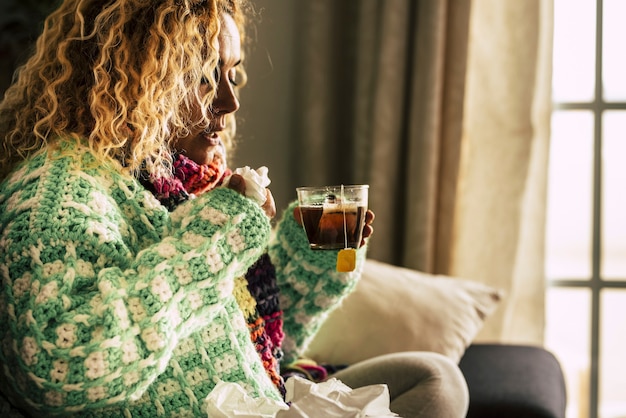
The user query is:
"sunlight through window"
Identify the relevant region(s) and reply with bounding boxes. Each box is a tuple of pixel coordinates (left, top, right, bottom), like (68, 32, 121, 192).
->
(546, 1, 626, 418)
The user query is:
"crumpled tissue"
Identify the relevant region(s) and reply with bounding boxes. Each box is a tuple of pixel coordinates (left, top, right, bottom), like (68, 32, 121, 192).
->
(223, 166, 271, 206)
(204, 376, 400, 418)
(204, 380, 289, 417)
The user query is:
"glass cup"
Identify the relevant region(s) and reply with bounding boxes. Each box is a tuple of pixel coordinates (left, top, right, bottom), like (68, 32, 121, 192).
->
(296, 184, 369, 250)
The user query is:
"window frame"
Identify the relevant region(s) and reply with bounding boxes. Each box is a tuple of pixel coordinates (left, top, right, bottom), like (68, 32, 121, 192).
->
(548, 0, 626, 417)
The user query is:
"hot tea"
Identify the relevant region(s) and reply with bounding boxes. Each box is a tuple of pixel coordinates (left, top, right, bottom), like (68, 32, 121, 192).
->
(299, 203, 367, 250)
(297, 185, 369, 251)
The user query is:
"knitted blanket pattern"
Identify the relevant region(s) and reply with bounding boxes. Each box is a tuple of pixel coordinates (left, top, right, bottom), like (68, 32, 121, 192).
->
(0, 146, 277, 416)
(0, 142, 367, 416)
(142, 154, 286, 396)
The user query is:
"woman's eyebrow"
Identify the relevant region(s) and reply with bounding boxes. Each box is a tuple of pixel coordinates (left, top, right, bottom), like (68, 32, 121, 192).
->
(219, 59, 242, 68)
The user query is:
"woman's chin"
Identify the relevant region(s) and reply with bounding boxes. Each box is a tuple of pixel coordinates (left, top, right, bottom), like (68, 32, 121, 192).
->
(173, 136, 226, 166)
(187, 154, 211, 166)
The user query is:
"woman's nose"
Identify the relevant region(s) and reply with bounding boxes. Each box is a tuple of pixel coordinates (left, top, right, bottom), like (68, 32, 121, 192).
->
(212, 78, 240, 115)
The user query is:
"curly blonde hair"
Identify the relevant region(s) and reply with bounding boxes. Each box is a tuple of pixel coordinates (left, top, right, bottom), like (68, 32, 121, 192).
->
(0, 0, 250, 180)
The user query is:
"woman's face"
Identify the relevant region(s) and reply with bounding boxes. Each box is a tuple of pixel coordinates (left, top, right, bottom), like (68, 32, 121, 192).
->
(172, 14, 241, 165)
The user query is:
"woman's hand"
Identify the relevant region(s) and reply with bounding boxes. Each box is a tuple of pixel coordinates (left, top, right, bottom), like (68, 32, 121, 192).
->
(360, 209, 375, 247)
(261, 189, 277, 219)
(293, 207, 375, 248)
(226, 174, 276, 219)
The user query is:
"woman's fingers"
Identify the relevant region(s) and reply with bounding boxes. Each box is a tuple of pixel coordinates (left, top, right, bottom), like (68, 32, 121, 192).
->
(262, 189, 276, 219)
(360, 209, 375, 247)
(226, 174, 246, 195)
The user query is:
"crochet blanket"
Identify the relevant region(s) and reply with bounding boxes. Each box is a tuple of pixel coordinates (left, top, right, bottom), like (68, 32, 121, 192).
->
(0, 141, 366, 417)
(141, 153, 286, 395)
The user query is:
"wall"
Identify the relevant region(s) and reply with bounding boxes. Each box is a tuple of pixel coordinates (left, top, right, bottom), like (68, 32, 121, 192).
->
(234, 0, 298, 214)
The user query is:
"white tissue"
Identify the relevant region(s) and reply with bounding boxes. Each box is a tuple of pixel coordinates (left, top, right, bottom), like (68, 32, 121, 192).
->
(204, 380, 289, 417)
(277, 376, 398, 418)
(224, 166, 271, 205)
(204, 376, 399, 418)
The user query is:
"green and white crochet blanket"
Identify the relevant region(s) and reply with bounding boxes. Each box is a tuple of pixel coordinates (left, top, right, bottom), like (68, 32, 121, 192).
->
(0, 141, 365, 417)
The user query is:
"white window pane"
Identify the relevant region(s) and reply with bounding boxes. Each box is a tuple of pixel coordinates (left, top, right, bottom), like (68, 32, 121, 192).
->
(599, 290, 626, 418)
(545, 111, 594, 280)
(545, 287, 591, 418)
(601, 111, 626, 279)
(552, 0, 596, 102)
(602, 0, 626, 101)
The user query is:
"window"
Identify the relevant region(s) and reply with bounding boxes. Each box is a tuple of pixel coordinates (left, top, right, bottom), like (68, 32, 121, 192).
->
(545, 1, 626, 418)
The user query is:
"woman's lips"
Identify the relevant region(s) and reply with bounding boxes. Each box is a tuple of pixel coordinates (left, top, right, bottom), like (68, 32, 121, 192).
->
(203, 130, 221, 145)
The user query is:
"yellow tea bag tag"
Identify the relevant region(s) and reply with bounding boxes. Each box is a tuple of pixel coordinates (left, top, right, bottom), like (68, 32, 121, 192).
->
(336, 248, 356, 272)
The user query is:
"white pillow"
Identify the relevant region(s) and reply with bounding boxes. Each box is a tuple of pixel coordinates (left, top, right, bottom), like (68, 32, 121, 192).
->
(304, 259, 502, 364)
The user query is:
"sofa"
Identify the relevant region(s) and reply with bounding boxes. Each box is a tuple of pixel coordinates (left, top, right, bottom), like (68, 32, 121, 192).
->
(459, 343, 567, 418)
(305, 259, 567, 418)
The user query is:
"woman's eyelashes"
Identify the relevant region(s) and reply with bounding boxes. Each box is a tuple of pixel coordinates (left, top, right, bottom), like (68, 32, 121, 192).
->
(200, 68, 238, 86)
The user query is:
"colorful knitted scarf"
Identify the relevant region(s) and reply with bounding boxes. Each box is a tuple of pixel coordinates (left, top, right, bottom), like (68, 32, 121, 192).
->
(140, 153, 230, 210)
(140, 153, 286, 396)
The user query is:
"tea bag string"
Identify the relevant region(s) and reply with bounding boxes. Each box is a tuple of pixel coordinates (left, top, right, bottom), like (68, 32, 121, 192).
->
(341, 184, 348, 249)
(336, 184, 357, 273)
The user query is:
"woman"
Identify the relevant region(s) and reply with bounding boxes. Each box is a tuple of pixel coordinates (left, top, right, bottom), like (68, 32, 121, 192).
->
(0, 0, 468, 416)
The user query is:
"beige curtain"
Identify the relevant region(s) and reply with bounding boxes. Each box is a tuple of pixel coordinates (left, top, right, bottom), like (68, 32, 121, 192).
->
(273, 0, 554, 344)
(452, 0, 554, 344)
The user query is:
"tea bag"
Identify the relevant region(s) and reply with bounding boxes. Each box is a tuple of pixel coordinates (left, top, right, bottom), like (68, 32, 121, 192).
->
(336, 248, 356, 272)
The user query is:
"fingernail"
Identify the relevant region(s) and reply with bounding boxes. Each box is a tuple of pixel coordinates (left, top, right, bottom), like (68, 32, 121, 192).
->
(229, 175, 241, 187)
